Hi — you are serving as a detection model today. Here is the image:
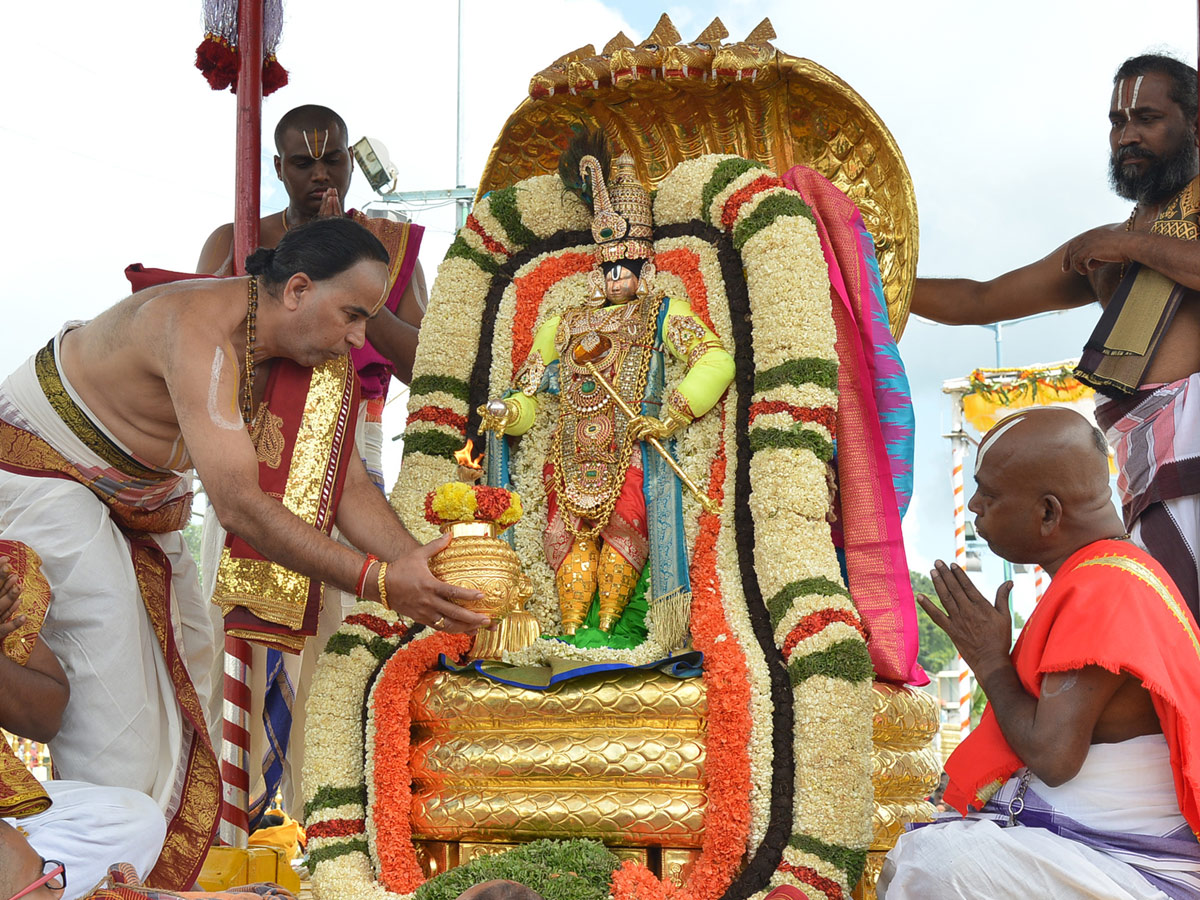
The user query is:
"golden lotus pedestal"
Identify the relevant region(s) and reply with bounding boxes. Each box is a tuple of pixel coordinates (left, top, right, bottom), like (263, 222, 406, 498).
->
(427, 522, 539, 660)
(409, 667, 707, 881)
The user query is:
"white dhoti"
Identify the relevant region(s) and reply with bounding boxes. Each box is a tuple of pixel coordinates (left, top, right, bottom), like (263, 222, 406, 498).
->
(880, 735, 1200, 899)
(8, 780, 166, 900)
(0, 332, 219, 887)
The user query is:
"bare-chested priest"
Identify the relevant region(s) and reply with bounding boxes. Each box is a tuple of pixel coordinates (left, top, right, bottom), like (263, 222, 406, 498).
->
(880, 408, 1200, 899)
(0, 216, 487, 888)
(912, 54, 1200, 618)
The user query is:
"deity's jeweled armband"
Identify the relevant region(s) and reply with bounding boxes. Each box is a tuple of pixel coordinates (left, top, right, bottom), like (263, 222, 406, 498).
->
(664, 305, 735, 425)
(514, 350, 547, 398)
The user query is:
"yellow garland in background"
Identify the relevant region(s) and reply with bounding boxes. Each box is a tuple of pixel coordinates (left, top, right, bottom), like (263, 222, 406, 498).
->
(962, 362, 1093, 434)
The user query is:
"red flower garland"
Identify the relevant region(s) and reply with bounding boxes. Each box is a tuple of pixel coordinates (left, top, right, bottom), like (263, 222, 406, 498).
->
(720, 175, 785, 232)
(306, 818, 365, 840)
(611, 411, 753, 900)
(342, 614, 410, 639)
(510, 252, 595, 379)
(466, 214, 511, 258)
(781, 610, 867, 661)
(370, 631, 471, 893)
(409, 406, 469, 430)
(778, 861, 843, 900)
(748, 401, 836, 434)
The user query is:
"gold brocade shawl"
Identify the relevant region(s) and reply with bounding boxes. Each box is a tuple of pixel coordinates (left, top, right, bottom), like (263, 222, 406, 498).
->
(0, 541, 51, 819)
(350, 211, 413, 300)
(212, 356, 359, 653)
(1076, 176, 1200, 395)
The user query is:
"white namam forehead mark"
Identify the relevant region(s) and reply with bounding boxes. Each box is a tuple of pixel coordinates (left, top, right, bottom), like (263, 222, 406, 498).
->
(207, 347, 245, 431)
(974, 414, 1027, 477)
(974, 407, 1067, 477)
(1115, 75, 1146, 117)
(370, 274, 390, 316)
(303, 128, 330, 159)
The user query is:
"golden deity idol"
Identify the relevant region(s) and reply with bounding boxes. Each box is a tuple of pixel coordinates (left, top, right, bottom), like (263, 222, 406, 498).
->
(479, 134, 734, 640)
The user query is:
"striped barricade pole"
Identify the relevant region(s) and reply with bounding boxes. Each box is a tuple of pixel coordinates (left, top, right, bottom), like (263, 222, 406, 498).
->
(219, 635, 253, 847)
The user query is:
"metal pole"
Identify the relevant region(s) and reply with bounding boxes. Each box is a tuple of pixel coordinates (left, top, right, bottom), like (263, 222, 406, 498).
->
(948, 389, 972, 737)
(455, 0, 469, 231)
(233, 0, 264, 274)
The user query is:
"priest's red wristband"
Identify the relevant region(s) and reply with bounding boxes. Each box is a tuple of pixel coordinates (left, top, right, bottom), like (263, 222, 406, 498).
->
(357, 554, 380, 598)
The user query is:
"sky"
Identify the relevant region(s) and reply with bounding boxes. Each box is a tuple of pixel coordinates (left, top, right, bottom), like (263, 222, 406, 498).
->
(3, 0, 1196, 620)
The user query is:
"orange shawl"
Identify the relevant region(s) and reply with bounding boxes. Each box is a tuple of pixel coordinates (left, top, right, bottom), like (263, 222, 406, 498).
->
(944, 539, 1200, 833)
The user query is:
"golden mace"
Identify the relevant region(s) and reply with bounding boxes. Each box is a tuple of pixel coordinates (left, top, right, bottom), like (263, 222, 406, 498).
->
(583, 360, 723, 516)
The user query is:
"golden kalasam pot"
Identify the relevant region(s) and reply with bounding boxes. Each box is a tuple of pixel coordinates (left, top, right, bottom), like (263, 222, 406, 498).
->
(426, 521, 538, 659)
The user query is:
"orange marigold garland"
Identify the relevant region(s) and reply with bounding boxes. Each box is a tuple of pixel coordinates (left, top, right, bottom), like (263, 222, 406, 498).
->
(510, 251, 595, 379)
(656, 247, 714, 328)
(369, 631, 471, 893)
(611, 428, 752, 900)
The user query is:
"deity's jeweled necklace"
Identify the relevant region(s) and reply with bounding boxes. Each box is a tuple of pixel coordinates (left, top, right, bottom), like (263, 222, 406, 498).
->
(242, 277, 258, 425)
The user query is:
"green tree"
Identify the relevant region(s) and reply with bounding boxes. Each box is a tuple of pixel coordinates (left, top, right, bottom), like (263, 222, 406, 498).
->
(911, 570, 957, 675)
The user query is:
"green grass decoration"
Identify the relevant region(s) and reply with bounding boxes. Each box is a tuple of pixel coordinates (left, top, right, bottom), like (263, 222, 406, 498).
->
(413, 839, 620, 900)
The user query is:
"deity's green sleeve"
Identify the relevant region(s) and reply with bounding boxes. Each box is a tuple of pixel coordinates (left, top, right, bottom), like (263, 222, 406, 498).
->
(503, 314, 561, 436)
(661, 297, 735, 421)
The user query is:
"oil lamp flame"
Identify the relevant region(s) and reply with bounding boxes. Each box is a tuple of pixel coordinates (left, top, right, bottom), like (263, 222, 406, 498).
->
(455, 440, 485, 483)
(454, 440, 483, 469)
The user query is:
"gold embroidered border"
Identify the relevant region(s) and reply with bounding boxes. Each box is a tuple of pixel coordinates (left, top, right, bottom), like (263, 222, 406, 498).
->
(353, 212, 412, 307)
(34, 341, 171, 482)
(0, 543, 50, 666)
(0, 749, 49, 819)
(132, 539, 219, 889)
(213, 356, 353, 630)
(1076, 553, 1200, 658)
(0, 421, 191, 534)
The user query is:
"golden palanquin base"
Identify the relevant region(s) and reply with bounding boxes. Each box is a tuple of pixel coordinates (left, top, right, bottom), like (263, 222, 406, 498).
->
(409, 668, 707, 847)
(407, 671, 937, 893)
(854, 684, 941, 900)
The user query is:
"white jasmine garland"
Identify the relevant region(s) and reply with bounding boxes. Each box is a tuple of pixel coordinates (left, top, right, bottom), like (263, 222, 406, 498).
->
(513, 174, 593, 237)
(652, 156, 738, 226)
(707, 165, 777, 228)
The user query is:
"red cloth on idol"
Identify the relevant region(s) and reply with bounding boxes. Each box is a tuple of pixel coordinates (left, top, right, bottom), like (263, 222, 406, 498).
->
(944, 539, 1200, 832)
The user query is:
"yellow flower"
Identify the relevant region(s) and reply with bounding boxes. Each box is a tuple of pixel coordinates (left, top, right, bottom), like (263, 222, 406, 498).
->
(430, 482, 478, 522)
(498, 492, 524, 527)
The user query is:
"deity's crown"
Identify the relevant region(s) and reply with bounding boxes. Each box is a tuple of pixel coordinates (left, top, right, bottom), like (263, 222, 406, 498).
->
(579, 152, 654, 264)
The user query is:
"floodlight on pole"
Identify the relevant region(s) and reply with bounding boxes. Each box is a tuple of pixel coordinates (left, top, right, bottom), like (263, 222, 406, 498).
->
(353, 137, 399, 195)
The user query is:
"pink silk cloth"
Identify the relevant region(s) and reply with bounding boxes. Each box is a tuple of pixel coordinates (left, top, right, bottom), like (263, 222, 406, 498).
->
(783, 166, 925, 685)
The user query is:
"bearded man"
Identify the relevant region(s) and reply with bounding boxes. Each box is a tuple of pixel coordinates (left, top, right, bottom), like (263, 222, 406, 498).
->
(912, 54, 1200, 617)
